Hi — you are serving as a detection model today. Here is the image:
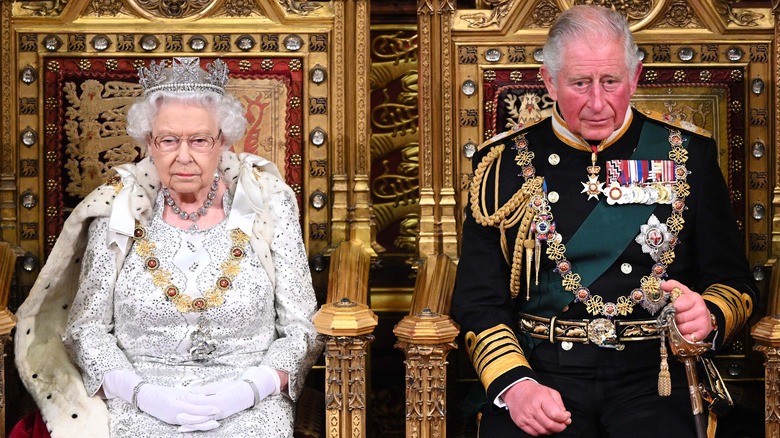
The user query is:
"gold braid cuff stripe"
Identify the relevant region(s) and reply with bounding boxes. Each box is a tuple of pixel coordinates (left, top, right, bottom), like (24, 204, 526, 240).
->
(465, 324, 530, 389)
(702, 283, 753, 341)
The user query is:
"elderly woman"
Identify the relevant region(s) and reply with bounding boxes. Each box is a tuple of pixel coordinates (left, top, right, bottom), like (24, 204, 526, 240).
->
(14, 57, 321, 437)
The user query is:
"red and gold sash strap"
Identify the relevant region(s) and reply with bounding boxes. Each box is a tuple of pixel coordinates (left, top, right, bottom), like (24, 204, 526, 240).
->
(465, 324, 530, 389)
(702, 283, 753, 342)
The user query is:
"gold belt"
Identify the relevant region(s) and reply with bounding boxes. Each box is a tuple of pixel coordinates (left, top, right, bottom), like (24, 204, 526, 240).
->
(518, 313, 662, 350)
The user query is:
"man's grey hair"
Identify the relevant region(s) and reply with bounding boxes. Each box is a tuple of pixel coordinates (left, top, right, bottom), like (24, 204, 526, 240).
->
(542, 5, 641, 84)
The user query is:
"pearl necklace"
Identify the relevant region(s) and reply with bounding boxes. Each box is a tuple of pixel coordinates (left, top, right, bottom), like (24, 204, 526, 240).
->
(163, 172, 221, 229)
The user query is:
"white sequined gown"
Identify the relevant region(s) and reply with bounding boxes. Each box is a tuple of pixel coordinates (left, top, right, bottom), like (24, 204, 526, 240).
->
(63, 189, 319, 437)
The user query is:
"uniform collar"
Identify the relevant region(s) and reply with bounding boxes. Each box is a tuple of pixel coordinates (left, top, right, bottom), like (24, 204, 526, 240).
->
(551, 103, 634, 152)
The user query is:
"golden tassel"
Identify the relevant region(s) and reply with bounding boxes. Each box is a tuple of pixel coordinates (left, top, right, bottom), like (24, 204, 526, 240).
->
(707, 411, 717, 438)
(525, 242, 533, 301)
(658, 336, 671, 396)
(534, 239, 541, 286)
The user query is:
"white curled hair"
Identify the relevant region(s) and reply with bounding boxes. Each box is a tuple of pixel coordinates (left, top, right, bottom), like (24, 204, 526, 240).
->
(126, 90, 247, 154)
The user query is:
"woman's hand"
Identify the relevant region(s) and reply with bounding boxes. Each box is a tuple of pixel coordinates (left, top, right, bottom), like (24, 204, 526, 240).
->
(102, 369, 220, 429)
(135, 384, 220, 429)
(186, 379, 255, 421)
(184, 365, 281, 429)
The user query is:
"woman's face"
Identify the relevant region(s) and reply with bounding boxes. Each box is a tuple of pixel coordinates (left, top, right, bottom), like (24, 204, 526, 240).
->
(147, 101, 223, 201)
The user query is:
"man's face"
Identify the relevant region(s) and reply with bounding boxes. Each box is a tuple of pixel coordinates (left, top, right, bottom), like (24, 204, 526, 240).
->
(541, 35, 642, 142)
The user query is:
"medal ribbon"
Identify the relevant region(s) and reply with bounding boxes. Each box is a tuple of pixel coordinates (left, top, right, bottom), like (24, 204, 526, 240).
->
(562, 122, 685, 288)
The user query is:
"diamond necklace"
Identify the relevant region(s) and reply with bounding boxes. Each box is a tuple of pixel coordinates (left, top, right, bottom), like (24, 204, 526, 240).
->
(163, 172, 221, 229)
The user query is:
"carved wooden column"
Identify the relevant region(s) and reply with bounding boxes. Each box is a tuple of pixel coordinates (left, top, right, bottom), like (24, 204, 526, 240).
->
(759, 4, 780, 437)
(417, 0, 458, 259)
(0, 241, 18, 437)
(313, 241, 377, 438)
(0, 0, 15, 241)
(330, 0, 374, 250)
(753, 314, 780, 438)
(394, 254, 459, 438)
(753, 244, 780, 437)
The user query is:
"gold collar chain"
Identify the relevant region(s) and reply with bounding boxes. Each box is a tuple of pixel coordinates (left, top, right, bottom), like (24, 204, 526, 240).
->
(132, 222, 250, 313)
(513, 129, 690, 318)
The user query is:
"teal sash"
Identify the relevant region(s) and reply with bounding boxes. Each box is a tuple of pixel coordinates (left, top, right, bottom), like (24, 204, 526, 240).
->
(566, 121, 682, 287)
(525, 121, 687, 318)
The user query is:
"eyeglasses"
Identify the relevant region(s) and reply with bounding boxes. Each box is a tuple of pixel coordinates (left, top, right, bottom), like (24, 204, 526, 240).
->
(150, 130, 222, 153)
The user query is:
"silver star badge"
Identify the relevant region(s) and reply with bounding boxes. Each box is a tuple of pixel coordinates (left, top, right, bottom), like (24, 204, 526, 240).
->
(635, 214, 673, 262)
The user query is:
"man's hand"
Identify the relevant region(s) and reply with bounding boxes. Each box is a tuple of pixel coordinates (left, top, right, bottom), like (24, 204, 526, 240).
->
(502, 380, 572, 436)
(661, 279, 715, 342)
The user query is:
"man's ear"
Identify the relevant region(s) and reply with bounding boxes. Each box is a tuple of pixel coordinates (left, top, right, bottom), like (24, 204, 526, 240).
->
(629, 62, 643, 95)
(540, 66, 558, 101)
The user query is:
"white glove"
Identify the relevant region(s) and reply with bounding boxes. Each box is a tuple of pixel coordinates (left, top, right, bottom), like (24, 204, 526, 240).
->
(103, 369, 220, 429)
(188, 365, 280, 421)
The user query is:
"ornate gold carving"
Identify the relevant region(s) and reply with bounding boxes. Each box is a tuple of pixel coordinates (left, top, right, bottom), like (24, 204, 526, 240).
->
(652, 0, 704, 28)
(394, 255, 459, 436)
(68, 34, 87, 52)
(309, 97, 328, 114)
(129, 0, 213, 19)
(753, 315, 780, 436)
(19, 98, 37, 115)
(310, 159, 328, 177)
(458, 46, 478, 64)
(752, 44, 770, 62)
(310, 222, 328, 240)
(20, 223, 38, 240)
(322, 335, 374, 438)
(528, 0, 561, 28)
(85, 0, 126, 17)
(461, 0, 513, 29)
(561, 0, 654, 21)
(18, 0, 69, 16)
(1, 0, 10, 177)
(395, 341, 456, 437)
(715, 0, 765, 27)
(165, 35, 184, 52)
(459, 109, 478, 127)
(356, 0, 369, 176)
(220, 0, 261, 17)
(277, 0, 322, 15)
(371, 32, 417, 64)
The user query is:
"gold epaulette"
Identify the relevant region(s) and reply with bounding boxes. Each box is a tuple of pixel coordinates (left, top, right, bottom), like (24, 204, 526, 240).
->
(465, 324, 530, 389)
(702, 284, 753, 343)
(477, 117, 545, 152)
(639, 109, 712, 138)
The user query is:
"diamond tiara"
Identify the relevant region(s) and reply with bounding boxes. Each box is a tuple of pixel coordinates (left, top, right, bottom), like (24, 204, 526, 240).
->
(137, 57, 229, 96)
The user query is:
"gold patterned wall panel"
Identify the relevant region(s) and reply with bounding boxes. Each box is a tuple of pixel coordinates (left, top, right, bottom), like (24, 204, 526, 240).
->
(370, 25, 419, 255)
(1, 0, 335, 279)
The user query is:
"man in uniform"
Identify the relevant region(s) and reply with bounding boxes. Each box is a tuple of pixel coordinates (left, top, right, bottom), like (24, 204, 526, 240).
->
(452, 5, 756, 437)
